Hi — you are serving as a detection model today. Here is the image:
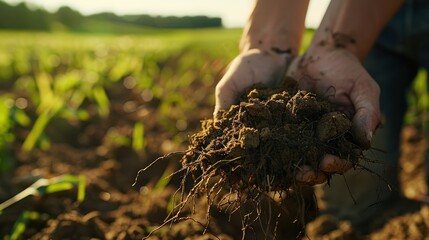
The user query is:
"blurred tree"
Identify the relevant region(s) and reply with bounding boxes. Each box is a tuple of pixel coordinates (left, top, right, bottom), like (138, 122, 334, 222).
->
(0, 1, 222, 31)
(0, 1, 14, 29)
(31, 9, 52, 30)
(0, 1, 51, 30)
(55, 6, 84, 30)
(128, 15, 222, 28)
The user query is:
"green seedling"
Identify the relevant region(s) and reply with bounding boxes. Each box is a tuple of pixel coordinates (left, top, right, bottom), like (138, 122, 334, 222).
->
(154, 160, 177, 191)
(0, 97, 14, 173)
(5, 211, 49, 240)
(0, 96, 31, 174)
(92, 86, 110, 118)
(0, 174, 85, 213)
(405, 69, 429, 131)
(22, 107, 60, 151)
(132, 121, 146, 151)
(22, 72, 64, 151)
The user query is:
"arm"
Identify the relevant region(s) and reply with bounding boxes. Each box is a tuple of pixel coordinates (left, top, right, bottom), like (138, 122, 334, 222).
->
(291, 0, 406, 148)
(240, 0, 309, 55)
(214, 0, 309, 115)
(311, 0, 405, 61)
(291, 0, 405, 184)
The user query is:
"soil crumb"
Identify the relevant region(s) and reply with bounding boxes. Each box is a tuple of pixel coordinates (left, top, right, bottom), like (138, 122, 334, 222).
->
(149, 78, 367, 238)
(183, 78, 362, 194)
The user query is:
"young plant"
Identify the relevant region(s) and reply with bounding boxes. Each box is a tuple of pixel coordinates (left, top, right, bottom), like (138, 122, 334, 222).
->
(0, 174, 86, 213)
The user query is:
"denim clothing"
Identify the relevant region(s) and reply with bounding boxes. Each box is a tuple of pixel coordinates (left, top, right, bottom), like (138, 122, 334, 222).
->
(316, 0, 429, 232)
(367, 0, 429, 158)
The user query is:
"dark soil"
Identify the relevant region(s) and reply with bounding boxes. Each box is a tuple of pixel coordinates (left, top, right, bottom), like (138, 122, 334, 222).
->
(305, 126, 429, 240)
(148, 78, 365, 238)
(183, 79, 361, 192)
(0, 72, 428, 240)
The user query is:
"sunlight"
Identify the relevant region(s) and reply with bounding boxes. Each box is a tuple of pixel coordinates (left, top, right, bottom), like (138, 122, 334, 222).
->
(3, 0, 329, 28)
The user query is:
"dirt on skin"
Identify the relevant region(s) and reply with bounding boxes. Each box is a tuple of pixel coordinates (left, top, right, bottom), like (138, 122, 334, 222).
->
(183, 78, 361, 191)
(1, 69, 428, 240)
(141, 78, 366, 238)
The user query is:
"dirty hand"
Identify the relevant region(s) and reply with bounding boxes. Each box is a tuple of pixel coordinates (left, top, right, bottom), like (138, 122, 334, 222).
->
(288, 45, 381, 185)
(214, 48, 292, 116)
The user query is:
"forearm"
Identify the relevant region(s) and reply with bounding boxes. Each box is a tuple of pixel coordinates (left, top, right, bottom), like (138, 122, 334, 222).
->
(310, 0, 405, 60)
(240, 0, 309, 56)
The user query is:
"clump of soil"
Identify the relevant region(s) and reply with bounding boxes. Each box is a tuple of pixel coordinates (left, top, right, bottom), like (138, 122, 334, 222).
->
(143, 78, 366, 237)
(183, 78, 362, 193)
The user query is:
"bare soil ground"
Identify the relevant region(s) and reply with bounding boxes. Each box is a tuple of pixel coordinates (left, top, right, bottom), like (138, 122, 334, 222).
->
(0, 78, 427, 239)
(306, 126, 429, 240)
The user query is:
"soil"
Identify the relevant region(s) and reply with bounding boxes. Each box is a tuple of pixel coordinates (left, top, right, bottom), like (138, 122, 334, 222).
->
(0, 74, 428, 240)
(183, 79, 360, 192)
(151, 78, 364, 238)
(305, 126, 429, 240)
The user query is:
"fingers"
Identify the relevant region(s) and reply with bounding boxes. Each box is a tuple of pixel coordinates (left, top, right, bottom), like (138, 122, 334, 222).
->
(319, 154, 353, 173)
(214, 49, 289, 117)
(214, 77, 237, 117)
(350, 75, 381, 149)
(285, 56, 301, 79)
(296, 165, 327, 185)
(295, 154, 353, 186)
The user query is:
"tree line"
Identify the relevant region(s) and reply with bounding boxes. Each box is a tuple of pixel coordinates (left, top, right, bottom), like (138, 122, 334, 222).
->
(0, 1, 223, 31)
(91, 13, 222, 29)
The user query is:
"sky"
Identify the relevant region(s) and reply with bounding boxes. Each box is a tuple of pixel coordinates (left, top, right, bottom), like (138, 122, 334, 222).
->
(4, 0, 330, 28)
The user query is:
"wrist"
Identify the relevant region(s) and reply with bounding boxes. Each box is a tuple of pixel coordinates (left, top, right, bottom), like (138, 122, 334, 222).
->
(239, 0, 309, 56)
(311, 0, 405, 61)
(307, 29, 360, 60)
(240, 29, 301, 57)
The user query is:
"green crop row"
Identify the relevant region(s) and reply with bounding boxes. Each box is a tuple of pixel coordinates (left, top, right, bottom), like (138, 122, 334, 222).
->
(0, 29, 241, 158)
(0, 28, 242, 237)
(0, 28, 426, 239)
(0, 28, 426, 168)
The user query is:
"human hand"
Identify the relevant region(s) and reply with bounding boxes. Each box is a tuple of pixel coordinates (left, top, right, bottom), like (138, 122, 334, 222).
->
(214, 48, 292, 116)
(288, 45, 381, 185)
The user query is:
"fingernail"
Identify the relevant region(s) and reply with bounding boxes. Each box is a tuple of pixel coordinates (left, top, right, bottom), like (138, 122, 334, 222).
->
(367, 131, 373, 143)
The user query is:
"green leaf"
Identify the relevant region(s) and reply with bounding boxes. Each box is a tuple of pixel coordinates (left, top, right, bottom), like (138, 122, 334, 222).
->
(13, 108, 31, 127)
(92, 86, 110, 118)
(132, 121, 146, 151)
(8, 211, 46, 240)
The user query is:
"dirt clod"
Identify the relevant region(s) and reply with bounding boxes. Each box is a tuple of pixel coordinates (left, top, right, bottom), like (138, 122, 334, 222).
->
(167, 78, 365, 237)
(184, 78, 362, 193)
(317, 112, 352, 143)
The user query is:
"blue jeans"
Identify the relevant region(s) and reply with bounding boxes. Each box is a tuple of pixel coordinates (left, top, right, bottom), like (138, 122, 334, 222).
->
(316, 0, 429, 231)
(365, 0, 429, 163)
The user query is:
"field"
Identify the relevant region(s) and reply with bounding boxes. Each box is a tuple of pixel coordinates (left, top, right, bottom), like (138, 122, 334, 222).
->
(0, 28, 428, 239)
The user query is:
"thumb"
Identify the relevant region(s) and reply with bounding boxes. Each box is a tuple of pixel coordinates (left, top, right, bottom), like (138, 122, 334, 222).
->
(214, 49, 290, 117)
(350, 79, 381, 149)
(352, 110, 377, 149)
(285, 55, 302, 77)
(214, 80, 237, 117)
(213, 59, 244, 117)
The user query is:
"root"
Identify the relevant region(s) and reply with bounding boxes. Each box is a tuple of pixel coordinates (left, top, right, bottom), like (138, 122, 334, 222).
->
(135, 78, 369, 239)
(132, 150, 189, 187)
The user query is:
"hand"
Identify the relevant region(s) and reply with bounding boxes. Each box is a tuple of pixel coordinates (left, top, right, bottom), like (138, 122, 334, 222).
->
(295, 155, 353, 185)
(288, 45, 381, 185)
(214, 48, 292, 116)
